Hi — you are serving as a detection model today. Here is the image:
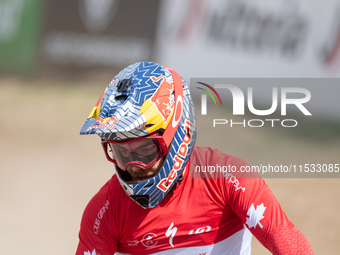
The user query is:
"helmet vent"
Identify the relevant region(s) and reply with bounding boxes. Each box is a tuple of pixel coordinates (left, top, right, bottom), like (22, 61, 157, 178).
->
(145, 124, 154, 128)
(143, 183, 153, 188)
(115, 95, 128, 100)
(130, 195, 149, 208)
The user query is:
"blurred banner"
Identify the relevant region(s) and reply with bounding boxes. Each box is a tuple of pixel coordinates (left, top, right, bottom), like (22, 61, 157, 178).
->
(155, 0, 340, 79)
(39, 0, 159, 72)
(0, 0, 44, 74)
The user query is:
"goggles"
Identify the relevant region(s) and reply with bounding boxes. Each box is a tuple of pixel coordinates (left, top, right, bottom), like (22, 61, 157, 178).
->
(101, 134, 168, 171)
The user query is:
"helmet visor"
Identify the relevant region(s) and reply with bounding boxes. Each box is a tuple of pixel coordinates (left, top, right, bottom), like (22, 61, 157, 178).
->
(102, 135, 168, 171)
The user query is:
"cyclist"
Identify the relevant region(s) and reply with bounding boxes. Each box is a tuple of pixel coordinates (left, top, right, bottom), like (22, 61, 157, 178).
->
(76, 61, 313, 255)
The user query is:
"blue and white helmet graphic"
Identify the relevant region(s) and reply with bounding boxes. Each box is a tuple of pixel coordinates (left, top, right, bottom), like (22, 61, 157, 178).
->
(80, 62, 196, 208)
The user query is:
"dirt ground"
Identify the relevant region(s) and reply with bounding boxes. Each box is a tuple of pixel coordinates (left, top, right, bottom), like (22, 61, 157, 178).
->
(0, 77, 339, 255)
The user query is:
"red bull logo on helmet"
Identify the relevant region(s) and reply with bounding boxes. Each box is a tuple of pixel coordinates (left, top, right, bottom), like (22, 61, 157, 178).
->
(150, 76, 175, 124)
(86, 116, 117, 131)
(157, 120, 194, 192)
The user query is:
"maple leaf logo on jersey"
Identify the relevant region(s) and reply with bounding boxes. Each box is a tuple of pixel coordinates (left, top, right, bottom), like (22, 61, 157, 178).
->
(246, 203, 266, 229)
(84, 249, 97, 255)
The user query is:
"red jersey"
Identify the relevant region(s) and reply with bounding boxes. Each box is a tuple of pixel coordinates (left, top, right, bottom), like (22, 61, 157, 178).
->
(76, 146, 313, 255)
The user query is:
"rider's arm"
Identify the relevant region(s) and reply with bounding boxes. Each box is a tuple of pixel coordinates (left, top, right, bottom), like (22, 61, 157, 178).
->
(224, 160, 313, 254)
(75, 182, 117, 255)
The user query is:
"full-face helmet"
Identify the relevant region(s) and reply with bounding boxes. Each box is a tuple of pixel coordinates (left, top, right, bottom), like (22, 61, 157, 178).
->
(80, 61, 196, 208)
